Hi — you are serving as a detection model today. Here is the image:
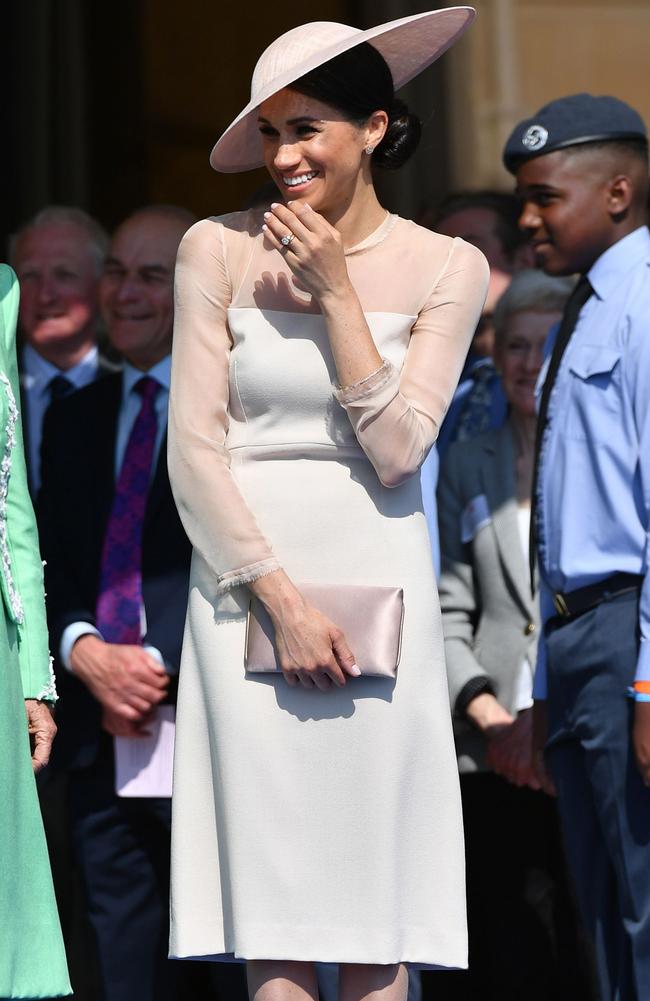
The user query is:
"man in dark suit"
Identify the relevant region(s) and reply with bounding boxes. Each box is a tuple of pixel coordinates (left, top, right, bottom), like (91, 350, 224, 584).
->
(11, 206, 116, 494)
(39, 205, 246, 1001)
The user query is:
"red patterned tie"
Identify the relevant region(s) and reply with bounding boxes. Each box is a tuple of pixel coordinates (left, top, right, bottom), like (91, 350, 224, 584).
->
(95, 376, 160, 644)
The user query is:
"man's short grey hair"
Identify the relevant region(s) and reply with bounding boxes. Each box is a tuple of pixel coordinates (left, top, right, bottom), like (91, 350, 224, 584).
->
(10, 206, 109, 275)
(493, 269, 576, 344)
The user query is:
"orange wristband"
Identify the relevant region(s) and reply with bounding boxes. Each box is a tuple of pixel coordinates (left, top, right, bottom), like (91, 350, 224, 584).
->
(633, 681, 650, 695)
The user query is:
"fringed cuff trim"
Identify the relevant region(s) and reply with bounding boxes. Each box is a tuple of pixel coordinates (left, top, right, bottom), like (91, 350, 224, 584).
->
(217, 558, 281, 594)
(333, 359, 396, 406)
(36, 656, 59, 703)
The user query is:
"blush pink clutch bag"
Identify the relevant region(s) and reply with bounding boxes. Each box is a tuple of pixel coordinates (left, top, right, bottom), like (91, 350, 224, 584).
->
(245, 583, 405, 678)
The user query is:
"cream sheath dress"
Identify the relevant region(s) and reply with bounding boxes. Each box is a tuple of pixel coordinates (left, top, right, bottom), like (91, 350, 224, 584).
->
(168, 210, 489, 967)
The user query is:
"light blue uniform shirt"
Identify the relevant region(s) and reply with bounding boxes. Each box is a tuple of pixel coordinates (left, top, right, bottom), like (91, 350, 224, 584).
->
(534, 226, 650, 698)
(60, 355, 172, 670)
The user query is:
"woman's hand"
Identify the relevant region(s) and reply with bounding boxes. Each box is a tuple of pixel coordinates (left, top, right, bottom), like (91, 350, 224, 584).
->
(24, 699, 57, 772)
(465, 691, 514, 735)
(249, 570, 361, 690)
(466, 695, 541, 790)
(262, 201, 352, 303)
(262, 201, 383, 388)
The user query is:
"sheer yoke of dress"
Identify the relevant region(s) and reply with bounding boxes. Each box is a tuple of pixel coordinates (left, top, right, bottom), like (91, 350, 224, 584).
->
(168, 210, 489, 968)
(169, 211, 488, 594)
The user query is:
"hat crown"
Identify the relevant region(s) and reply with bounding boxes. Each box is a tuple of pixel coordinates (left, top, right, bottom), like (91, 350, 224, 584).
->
(251, 22, 361, 101)
(503, 92, 648, 173)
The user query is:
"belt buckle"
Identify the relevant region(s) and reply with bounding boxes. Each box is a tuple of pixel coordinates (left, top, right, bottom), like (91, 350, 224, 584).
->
(553, 592, 570, 617)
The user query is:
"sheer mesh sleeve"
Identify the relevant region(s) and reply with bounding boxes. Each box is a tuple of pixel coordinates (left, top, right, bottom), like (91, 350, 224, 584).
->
(168, 219, 281, 593)
(334, 238, 489, 487)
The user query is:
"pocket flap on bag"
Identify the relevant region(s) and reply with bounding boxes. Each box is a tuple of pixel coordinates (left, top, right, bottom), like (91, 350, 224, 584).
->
(569, 346, 621, 380)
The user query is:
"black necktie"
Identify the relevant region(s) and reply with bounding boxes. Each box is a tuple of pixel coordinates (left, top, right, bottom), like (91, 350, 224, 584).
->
(529, 276, 594, 588)
(48, 374, 74, 405)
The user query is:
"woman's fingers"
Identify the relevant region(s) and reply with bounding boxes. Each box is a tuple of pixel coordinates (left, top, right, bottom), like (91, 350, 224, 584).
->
(268, 202, 313, 240)
(263, 207, 308, 255)
(285, 199, 335, 237)
(262, 219, 296, 255)
(263, 200, 334, 255)
(25, 700, 57, 773)
(331, 628, 361, 678)
(275, 607, 361, 690)
(311, 672, 333, 692)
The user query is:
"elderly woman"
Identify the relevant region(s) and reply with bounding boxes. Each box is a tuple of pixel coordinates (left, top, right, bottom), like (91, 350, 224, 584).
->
(437, 269, 595, 1001)
(0, 264, 70, 997)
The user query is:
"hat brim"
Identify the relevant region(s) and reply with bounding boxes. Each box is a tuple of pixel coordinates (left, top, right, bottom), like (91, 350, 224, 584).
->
(210, 7, 476, 173)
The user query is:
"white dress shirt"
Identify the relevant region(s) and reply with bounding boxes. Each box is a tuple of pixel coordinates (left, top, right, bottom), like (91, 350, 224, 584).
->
(60, 355, 172, 671)
(21, 343, 99, 493)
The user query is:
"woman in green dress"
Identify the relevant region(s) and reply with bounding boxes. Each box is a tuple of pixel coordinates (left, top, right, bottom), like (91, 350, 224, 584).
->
(0, 263, 71, 998)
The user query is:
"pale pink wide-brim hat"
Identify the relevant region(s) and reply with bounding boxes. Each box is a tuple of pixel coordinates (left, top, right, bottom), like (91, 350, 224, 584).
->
(210, 7, 476, 173)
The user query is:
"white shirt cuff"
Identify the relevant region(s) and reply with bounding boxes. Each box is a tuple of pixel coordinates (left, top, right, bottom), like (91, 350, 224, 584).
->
(60, 624, 171, 675)
(60, 622, 103, 672)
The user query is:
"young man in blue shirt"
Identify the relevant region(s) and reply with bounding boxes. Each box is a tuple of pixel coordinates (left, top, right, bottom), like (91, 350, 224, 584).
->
(504, 94, 650, 1000)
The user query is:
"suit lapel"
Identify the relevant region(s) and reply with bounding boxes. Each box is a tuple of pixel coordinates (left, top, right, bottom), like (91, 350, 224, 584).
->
(91, 377, 121, 534)
(480, 424, 534, 618)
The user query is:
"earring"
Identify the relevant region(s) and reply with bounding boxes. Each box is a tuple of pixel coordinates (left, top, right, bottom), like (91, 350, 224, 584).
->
(365, 145, 375, 155)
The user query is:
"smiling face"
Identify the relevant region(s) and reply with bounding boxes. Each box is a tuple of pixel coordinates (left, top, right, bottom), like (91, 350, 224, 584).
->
(13, 222, 100, 356)
(100, 213, 188, 370)
(258, 89, 386, 216)
(515, 149, 623, 276)
(495, 309, 560, 417)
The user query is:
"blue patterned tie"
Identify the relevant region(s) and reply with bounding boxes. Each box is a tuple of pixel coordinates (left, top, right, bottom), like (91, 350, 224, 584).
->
(95, 377, 160, 643)
(455, 361, 497, 442)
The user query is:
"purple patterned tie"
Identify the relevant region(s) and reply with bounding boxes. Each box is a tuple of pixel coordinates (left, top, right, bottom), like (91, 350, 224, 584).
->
(95, 376, 160, 644)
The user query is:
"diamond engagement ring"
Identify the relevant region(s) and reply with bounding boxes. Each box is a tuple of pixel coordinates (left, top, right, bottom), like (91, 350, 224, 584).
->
(281, 233, 295, 247)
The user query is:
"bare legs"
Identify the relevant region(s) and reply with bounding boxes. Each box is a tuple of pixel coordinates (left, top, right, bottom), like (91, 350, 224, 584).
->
(339, 963, 408, 1001)
(247, 961, 408, 1001)
(247, 961, 319, 1001)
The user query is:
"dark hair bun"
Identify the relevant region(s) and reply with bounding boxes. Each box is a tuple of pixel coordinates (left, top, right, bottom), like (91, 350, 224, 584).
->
(373, 99, 421, 171)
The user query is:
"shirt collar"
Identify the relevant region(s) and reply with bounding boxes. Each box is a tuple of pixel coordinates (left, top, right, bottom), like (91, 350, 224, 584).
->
(587, 226, 650, 301)
(22, 343, 99, 395)
(122, 354, 172, 399)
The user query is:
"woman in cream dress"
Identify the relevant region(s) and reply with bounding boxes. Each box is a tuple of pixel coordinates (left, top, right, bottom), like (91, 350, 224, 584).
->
(168, 10, 488, 1000)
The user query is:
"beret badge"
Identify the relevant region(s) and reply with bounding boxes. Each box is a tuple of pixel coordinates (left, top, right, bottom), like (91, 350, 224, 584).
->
(522, 124, 549, 151)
